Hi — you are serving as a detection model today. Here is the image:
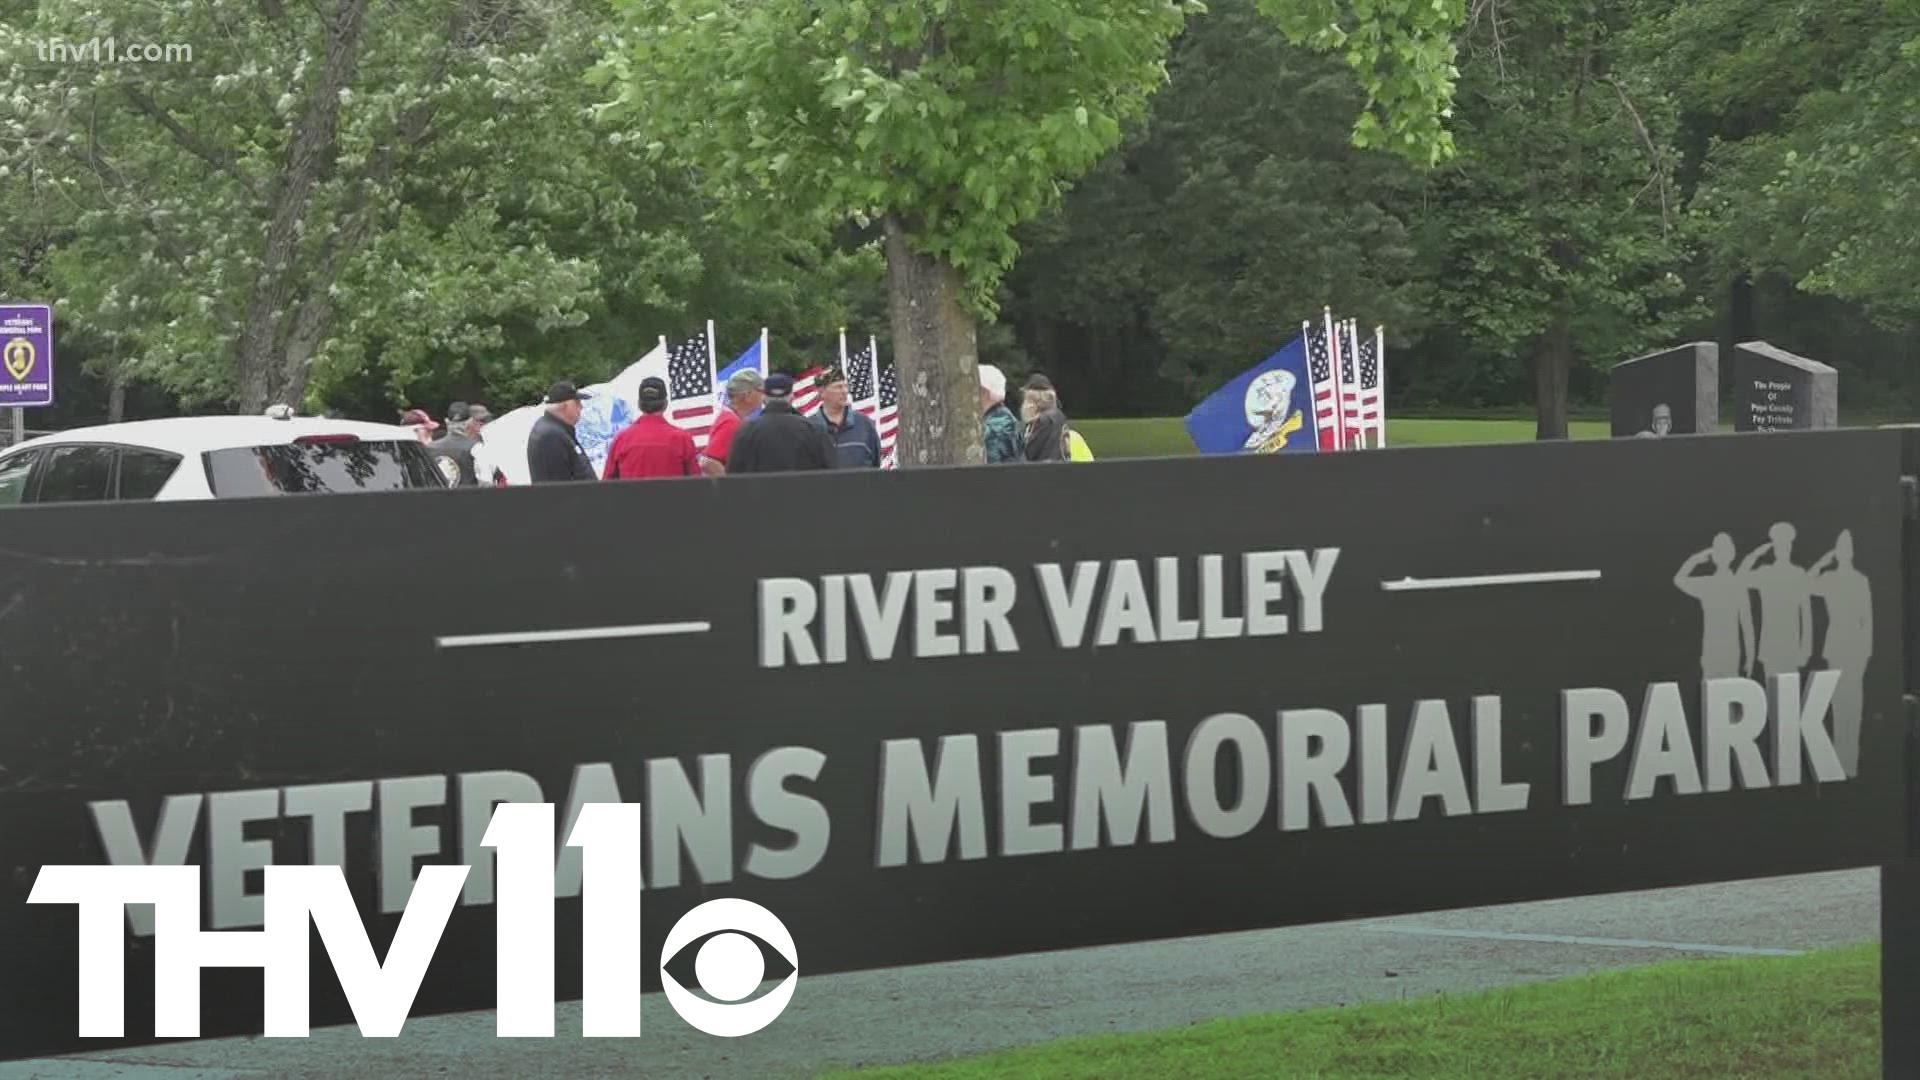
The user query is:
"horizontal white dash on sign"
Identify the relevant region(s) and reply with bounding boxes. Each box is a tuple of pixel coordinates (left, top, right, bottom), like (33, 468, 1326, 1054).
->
(436, 621, 713, 649)
(1381, 569, 1603, 592)
(1354, 924, 1802, 957)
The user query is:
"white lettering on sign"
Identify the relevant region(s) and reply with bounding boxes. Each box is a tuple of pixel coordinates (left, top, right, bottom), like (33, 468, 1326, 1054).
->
(1562, 673, 1846, 804)
(867, 674, 1849, 869)
(756, 549, 1341, 667)
(68, 677, 1853, 945)
(85, 752, 833, 937)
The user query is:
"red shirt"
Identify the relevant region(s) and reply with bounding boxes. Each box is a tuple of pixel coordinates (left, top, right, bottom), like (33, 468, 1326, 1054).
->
(704, 407, 743, 467)
(604, 413, 698, 480)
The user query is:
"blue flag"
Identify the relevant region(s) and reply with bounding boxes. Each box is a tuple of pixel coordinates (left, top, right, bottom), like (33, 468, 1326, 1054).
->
(1184, 335, 1321, 455)
(717, 338, 766, 420)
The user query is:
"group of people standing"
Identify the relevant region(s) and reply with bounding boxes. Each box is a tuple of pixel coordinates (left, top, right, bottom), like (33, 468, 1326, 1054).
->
(518, 363, 896, 483)
(979, 364, 1094, 464)
(413, 359, 1093, 487)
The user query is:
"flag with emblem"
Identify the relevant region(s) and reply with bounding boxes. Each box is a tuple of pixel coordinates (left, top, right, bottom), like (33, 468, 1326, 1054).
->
(1304, 317, 1342, 451)
(877, 358, 900, 469)
(1358, 324, 1386, 447)
(667, 321, 719, 449)
(1184, 334, 1321, 455)
(793, 365, 825, 415)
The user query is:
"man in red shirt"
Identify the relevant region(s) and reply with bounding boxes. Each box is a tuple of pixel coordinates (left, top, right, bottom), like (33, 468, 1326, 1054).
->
(605, 376, 699, 480)
(701, 368, 765, 476)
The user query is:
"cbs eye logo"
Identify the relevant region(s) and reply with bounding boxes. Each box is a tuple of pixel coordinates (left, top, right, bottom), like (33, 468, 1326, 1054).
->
(659, 898, 798, 1036)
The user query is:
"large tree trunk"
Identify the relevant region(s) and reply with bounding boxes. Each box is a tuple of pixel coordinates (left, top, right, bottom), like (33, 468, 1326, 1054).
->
(1532, 307, 1573, 440)
(106, 366, 126, 423)
(884, 216, 983, 467)
(233, 0, 372, 412)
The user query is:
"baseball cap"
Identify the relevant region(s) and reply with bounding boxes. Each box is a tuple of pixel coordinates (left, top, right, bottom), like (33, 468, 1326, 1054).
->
(466, 404, 494, 424)
(1023, 372, 1054, 392)
(765, 372, 795, 398)
(399, 408, 436, 428)
(638, 376, 668, 403)
(818, 366, 846, 387)
(726, 369, 765, 394)
(544, 381, 594, 404)
(446, 401, 470, 424)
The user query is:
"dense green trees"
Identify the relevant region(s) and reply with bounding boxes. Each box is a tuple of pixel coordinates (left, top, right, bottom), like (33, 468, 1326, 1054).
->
(600, 0, 1463, 465)
(1, 0, 1914, 437)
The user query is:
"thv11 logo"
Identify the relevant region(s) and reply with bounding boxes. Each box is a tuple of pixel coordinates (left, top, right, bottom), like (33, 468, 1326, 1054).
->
(26, 802, 798, 1039)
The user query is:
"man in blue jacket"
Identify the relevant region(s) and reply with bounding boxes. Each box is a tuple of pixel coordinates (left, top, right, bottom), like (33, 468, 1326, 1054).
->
(810, 366, 882, 469)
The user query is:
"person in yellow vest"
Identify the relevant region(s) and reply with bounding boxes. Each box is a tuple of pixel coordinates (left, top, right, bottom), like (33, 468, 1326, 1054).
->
(1067, 428, 1094, 461)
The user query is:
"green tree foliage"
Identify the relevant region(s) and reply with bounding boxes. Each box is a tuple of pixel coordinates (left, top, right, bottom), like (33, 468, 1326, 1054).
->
(599, 0, 1463, 465)
(1414, 0, 1699, 437)
(5, 0, 1911, 439)
(0, 0, 871, 417)
(1656, 8, 1920, 324)
(998, 0, 1432, 414)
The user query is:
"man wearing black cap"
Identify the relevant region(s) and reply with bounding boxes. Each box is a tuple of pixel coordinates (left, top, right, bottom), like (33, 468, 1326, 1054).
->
(728, 372, 838, 474)
(605, 376, 699, 480)
(527, 380, 598, 483)
(810, 366, 883, 469)
(427, 401, 489, 486)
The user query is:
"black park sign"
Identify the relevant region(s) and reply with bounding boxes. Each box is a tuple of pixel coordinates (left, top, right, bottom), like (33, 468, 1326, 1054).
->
(0, 429, 1912, 1068)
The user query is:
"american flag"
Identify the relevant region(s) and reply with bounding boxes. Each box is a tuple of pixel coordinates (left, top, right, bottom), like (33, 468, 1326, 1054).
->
(667, 328, 717, 449)
(1357, 326, 1385, 446)
(1305, 320, 1341, 451)
(877, 364, 900, 469)
(793, 366, 824, 415)
(846, 342, 877, 415)
(1339, 318, 1364, 445)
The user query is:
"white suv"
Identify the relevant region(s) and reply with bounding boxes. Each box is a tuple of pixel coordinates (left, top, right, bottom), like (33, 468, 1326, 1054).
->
(0, 415, 449, 506)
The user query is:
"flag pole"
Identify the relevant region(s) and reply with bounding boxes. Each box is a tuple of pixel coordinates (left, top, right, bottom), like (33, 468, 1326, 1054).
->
(839, 327, 848, 369)
(1323, 306, 1348, 451)
(1302, 319, 1316, 451)
(1351, 313, 1367, 447)
(870, 334, 885, 457)
(706, 318, 719, 387)
(760, 327, 770, 376)
(1376, 324, 1388, 449)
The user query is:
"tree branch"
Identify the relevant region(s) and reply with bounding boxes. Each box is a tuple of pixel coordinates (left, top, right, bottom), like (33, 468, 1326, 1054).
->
(121, 87, 258, 197)
(1466, 0, 1507, 81)
(1604, 75, 1672, 236)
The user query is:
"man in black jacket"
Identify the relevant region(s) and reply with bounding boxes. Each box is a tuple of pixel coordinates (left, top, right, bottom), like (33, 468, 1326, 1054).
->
(427, 402, 491, 486)
(729, 373, 838, 474)
(527, 381, 598, 484)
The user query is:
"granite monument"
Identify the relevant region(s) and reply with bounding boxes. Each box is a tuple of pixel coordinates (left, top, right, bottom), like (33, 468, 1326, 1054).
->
(1610, 342, 1719, 437)
(1733, 340, 1838, 432)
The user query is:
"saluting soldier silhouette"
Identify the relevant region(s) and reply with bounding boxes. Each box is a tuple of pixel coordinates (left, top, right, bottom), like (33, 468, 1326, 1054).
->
(1738, 522, 1814, 684)
(1810, 529, 1872, 778)
(1674, 532, 1754, 680)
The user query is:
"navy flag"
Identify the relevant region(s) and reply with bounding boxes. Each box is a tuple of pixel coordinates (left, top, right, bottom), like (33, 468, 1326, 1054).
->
(1183, 335, 1322, 455)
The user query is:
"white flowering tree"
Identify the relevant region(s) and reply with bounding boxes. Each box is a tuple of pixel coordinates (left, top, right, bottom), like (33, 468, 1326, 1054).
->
(0, 0, 682, 411)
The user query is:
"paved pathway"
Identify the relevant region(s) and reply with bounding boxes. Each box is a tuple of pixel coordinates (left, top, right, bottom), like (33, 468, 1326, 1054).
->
(2, 868, 1877, 1079)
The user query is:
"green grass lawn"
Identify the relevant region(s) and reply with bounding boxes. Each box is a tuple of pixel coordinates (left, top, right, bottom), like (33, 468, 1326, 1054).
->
(820, 943, 1879, 1080)
(1072, 417, 1610, 459)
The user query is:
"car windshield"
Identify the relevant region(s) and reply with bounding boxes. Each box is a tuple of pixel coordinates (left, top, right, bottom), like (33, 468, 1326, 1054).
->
(202, 440, 443, 497)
